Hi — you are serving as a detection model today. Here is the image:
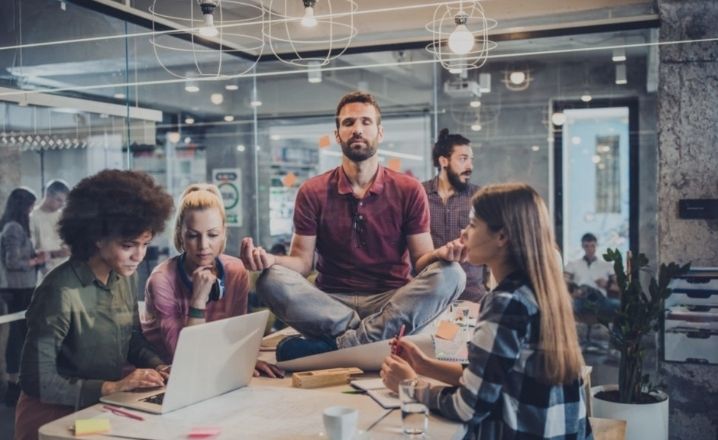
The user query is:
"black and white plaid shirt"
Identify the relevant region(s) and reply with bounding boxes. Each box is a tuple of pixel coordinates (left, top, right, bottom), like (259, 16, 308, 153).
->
(423, 271, 593, 439)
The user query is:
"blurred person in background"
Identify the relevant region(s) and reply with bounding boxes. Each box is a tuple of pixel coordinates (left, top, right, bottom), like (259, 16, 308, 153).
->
(0, 187, 46, 406)
(30, 179, 71, 277)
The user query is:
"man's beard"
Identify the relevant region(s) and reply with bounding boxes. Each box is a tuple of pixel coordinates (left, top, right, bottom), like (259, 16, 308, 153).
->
(447, 167, 471, 192)
(340, 136, 378, 162)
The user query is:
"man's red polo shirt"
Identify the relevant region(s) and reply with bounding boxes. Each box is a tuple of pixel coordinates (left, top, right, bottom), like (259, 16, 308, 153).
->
(293, 165, 430, 294)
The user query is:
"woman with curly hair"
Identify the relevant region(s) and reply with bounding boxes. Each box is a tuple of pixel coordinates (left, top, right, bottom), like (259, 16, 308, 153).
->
(142, 183, 281, 377)
(0, 187, 47, 405)
(380, 183, 592, 439)
(15, 170, 174, 440)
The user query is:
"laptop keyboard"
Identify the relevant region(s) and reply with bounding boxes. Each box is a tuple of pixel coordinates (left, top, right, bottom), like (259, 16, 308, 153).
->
(141, 392, 165, 405)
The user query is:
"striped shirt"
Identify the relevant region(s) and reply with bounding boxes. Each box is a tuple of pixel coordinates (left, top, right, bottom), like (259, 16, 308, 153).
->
(422, 177, 487, 302)
(422, 271, 593, 439)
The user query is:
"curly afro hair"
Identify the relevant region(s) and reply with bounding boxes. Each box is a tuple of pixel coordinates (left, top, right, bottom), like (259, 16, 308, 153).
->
(58, 169, 174, 261)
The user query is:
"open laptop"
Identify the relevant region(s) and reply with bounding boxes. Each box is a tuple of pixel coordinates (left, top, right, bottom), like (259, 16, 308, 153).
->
(101, 309, 269, 414)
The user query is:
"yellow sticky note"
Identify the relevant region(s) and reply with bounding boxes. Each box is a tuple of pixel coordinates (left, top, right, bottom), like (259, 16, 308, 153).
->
(75, 418, 111, 436)
(435, 320, 460, 341)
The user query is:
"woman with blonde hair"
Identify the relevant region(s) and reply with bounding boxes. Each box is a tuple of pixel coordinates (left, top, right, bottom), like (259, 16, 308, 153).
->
(381, 183, 592, 439)
(142, 183, 281, 377)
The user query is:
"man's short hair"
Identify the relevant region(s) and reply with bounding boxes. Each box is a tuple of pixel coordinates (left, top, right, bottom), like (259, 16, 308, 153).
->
(432, 128, 470, 169)
(581, 232, 597, 243)
(335, 91, 382, 128)
(46, 179, 70, 197)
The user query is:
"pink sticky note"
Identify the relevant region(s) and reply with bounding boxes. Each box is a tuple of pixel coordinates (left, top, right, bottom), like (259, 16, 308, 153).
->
(188, 427, 222, 438)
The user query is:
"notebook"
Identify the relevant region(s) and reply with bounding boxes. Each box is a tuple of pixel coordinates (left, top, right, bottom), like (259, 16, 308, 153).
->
(433, 334, 469, 363)
(101, 310, 268, 414)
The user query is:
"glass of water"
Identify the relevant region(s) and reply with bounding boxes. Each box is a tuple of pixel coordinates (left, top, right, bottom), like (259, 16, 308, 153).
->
(399, 378, 429, 438)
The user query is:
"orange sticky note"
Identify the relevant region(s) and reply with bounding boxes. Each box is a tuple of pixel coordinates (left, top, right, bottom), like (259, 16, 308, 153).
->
(282, 172, 297, 187)
(75, 418, 110, 436)
(386, 158, 402, 171)
(435, 320, 460, 341)
(318, 135, 332, 148)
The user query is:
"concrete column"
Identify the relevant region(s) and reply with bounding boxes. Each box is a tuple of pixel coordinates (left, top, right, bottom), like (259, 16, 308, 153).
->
(657, 1, 718, 439)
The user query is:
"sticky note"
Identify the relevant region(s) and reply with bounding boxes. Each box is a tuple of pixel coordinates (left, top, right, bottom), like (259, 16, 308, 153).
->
(74, 418, 110, 436)
(188, 426, 222, 438)
(435, 320, 460, 341)
(318, 135, 332, 148)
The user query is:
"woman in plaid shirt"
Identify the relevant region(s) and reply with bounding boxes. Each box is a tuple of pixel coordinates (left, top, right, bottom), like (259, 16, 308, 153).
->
(381, 183, 593, 439)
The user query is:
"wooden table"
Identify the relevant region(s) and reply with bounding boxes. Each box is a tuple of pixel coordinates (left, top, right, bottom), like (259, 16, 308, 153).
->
(38, 373, 465, 439)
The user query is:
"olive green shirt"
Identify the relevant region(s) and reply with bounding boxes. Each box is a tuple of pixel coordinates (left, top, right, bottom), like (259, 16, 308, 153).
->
(20, 259, 162, 409)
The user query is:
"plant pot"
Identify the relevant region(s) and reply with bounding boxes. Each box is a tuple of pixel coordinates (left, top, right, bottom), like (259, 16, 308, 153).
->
(591, 385, 669, 440)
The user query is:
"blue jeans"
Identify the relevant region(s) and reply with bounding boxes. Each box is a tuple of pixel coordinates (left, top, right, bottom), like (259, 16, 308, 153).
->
(256, 261, 466, 348)
(573, 286, 619, 320)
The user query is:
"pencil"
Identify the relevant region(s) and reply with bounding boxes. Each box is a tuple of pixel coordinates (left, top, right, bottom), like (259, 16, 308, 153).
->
(102, 405, 145, 421)
(392, 324, 406, 355)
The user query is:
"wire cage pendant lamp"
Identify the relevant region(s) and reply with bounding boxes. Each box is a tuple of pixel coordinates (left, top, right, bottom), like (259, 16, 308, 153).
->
(426, 0, 497, 72)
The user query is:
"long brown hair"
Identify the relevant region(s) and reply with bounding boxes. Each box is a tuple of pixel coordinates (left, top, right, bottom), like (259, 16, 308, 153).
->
(472, 183, 583, 384)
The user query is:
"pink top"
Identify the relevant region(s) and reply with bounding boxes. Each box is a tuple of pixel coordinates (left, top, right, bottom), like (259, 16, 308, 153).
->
(293, 165, 429, 294)
(142, 254, 249, 362)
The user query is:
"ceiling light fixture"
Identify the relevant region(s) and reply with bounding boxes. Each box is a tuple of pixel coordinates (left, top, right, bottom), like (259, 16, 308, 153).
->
(167, 131, 181, 143)
(580, 93, 592, 102)
(236, 144, 246, 152)
(470, 121, 482, 132)
(427, 1, 496, 72)
(612, 47, 626, 62)
(210, 93, 224, 105)
(448, 12, 474, 55)
(508, 71, 526, 85)
(184, 117, 195, 125)
(502, 69, 531, 91)
(615, 63, 627, 85)
(113, 93, 126, 99)
(301, 0, 318, 28)
(469, 100, 481, 108)
(551, 112, 567, 126)
(307, 60, 322, 83)
(224, 115, 235, 122)
(197, 0, 219, 37)
(225, 84, 239, 91)
(184, 79, 199, 93)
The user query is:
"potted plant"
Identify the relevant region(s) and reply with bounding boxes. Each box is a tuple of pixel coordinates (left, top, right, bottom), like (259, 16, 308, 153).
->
(590, 249, 690, 440)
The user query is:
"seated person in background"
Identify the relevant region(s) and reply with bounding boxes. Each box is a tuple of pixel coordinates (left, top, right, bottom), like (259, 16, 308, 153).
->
(142, 184, 281, 378)
(565, 232, 619, 319)
(422, 128, 488, 303)
(380, 183, 592, 440)
(241, 91, 466, 361)
(30, 179, 71, 276)
(16, 170, 173, 440)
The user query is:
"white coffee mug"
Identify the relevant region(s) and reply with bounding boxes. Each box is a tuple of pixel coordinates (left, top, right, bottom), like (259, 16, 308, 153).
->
(323, 406, 358, 440)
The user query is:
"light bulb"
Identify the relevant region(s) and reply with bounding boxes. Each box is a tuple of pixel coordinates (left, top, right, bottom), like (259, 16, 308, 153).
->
(210, 93, 224, 105)
(199, 14, 218, 37)
(509, 71, 526, 85)
(551, 112, 567, 126)
(448, 14, 474, 55)
(301, 7, 318, 27)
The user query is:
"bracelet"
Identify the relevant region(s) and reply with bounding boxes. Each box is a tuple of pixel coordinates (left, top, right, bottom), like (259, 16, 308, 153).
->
(188, 306, 206, 319)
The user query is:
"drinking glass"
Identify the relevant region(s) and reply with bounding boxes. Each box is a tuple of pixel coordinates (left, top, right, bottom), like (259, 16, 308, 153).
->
(399, 379, 429, 438)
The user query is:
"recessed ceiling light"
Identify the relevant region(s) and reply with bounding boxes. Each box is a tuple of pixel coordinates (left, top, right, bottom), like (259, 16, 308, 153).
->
(236, 144, 246, 152)
(225, 84, 239, 91)
(551, 112, 567, 126)
(210, 93, 224, 105)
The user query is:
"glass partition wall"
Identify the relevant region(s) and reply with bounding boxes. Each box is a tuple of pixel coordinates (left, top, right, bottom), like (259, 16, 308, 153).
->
(0, 0, 664, 273)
